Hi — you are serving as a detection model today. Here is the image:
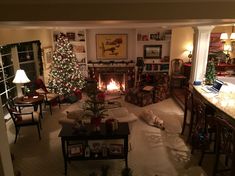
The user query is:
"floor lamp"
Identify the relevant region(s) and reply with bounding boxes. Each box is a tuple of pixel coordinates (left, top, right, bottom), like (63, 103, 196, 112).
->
(13, 69, 31, 96)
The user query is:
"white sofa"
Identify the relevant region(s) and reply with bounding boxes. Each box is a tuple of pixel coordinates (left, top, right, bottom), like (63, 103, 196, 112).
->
(58, 107, 138, 126)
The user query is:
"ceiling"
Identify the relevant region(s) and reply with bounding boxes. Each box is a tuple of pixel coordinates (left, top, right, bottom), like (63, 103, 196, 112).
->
(0, 20, 234, 30)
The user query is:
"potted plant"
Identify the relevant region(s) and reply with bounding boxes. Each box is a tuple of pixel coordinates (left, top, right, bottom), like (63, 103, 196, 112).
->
(83, 87, 107, 131)
(205, 60, 216, 85)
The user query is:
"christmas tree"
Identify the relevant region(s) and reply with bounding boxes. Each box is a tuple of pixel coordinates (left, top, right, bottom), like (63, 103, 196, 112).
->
(48, 33, 85, 95)
(205, 60, 216, 85)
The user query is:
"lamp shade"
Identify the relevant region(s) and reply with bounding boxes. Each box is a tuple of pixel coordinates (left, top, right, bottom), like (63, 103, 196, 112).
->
(230, 33, 235, 40)
(220, 33, 228, 40)
(13, 69, 30, 84)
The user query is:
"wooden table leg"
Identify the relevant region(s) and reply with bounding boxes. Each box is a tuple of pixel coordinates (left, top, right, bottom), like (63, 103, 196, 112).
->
(124, 136, 129, 168)
(61, 138, 67, 175)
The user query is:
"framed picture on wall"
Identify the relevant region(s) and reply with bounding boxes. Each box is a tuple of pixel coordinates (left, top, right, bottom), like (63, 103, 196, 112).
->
(144, 45, 162, 59)
(42, 46, 53, 68)
(96, 34, 128, 60)
(209, 33, 223, 53)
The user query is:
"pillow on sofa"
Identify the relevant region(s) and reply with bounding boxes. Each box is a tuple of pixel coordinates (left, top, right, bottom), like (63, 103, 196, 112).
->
(143, 86, 154, 91)
(66, 109, 84, 119)
(109, 107, 129, 118)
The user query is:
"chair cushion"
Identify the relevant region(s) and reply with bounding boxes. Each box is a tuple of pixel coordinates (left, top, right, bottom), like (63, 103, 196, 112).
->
(46, 93, 59, 101)
(16, 112, 39, 125)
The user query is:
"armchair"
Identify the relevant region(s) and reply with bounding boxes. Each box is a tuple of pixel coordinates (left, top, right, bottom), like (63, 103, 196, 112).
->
(6, 98, 42, 143)
(34, 78, 61, 115)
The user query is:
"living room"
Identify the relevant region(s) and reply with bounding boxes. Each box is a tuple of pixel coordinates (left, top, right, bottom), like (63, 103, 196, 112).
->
(1, 1, 235, 175)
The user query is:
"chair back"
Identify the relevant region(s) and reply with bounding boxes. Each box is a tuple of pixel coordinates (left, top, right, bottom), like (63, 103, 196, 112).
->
(214, 115, 235, 176)
(6, 98, 20, 125)
(185, 87, 193, 111)
(171, 58, 184, 75)
(191, 97, 210, 150)
(215, 115, 235, 157)
(34, 78, 48, 93)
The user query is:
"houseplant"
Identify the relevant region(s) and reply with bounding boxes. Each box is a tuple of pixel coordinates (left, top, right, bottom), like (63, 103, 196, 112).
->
(83, 86, 107, 131)
(205, 60, 216, 85)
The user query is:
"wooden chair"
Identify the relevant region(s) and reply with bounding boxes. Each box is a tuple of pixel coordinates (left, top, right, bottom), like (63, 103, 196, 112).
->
(190, 97, 216, 155)
(6, 98, 42, 143)
(212, 115, 235, 176)
(181, 87, 193, 138)
(34, 78, 61, 115)
(170, 58, 187, 88)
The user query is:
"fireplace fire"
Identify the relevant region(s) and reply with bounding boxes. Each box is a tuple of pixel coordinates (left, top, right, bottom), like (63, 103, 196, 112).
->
(98, 75, 125, 93)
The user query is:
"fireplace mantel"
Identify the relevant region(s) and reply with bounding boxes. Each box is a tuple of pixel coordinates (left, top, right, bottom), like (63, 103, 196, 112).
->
(87, 60, 135, 68)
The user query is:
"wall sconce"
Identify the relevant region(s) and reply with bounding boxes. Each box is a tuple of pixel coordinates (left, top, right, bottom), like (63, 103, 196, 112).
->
(186, 45, 193, 63)
(13, 69, 31, 96)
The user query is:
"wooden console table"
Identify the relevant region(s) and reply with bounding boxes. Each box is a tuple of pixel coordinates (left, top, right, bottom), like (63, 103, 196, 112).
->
(58, 122, 130, 175)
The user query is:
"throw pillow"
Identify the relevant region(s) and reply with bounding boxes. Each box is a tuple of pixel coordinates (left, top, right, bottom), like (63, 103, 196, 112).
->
(143, 86, 154, 91)
(109, 107, 129, 118)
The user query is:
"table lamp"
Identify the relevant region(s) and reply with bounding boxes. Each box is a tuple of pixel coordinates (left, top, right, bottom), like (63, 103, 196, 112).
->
(13, 69, 31, 96)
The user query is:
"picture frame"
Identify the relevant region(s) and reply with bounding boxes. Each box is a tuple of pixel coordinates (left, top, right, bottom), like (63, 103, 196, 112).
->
(109, 144, 123, 155)
(68, 144, 83, 157)
(96, 34, 128, 60)
(209, 33, 223, 53)
(144, 45, 162, 59)
(42, 46, 53, 68)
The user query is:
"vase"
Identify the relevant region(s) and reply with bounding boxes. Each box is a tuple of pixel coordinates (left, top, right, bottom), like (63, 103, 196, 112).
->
(90, 117, 102, 132)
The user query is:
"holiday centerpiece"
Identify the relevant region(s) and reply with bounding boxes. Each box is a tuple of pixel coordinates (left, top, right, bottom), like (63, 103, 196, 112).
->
(205, 59, 216, 85)
(83, 86, 107, 132)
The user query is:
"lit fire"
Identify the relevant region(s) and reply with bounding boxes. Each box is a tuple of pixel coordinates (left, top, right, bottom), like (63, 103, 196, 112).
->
(99, 78, 125, 92)
(107, 79, 120, 91)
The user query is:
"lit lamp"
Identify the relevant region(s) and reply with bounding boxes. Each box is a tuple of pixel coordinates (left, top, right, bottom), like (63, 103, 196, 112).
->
(13, 69, 30, 96)
(223, 44, 232, 63)
(186, 45, 193, 63)
(220, 33, 229, 43)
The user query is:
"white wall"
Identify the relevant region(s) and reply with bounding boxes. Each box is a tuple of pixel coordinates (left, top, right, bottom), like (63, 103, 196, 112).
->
(170, 27, 194, 63)
(0, 29, 52, 48)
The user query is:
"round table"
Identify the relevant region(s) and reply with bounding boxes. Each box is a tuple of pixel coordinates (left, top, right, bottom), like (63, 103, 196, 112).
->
(14, 95, 44, 119)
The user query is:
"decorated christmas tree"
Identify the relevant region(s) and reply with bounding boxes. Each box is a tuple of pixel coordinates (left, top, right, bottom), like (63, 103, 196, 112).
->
(205, 60, 216, 85)
(48, 33, 85, 95)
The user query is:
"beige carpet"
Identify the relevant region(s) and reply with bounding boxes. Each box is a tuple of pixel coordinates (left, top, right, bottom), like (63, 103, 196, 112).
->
(6, 96, 209, 176)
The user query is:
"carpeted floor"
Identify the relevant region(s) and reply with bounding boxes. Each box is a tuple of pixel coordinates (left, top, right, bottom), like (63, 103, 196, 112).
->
(6, 96, 209, 176)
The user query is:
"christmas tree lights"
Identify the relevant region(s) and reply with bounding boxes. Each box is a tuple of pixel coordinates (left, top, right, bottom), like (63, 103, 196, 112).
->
(48, 33, 85, 95)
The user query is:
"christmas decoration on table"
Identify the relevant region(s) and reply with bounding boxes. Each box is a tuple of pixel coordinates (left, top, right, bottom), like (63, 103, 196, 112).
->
(205, 59, 216, 85)
(48, 33, 85, 95)
(83, 87, 107, 132)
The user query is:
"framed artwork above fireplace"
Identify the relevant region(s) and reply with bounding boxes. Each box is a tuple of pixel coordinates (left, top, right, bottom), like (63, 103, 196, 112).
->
(96, 34, 128, 60)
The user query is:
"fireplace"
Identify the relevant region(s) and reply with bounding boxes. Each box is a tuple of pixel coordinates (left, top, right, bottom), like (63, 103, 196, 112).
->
(99, 72, 125, 93)
(88, 62, 135, 93)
